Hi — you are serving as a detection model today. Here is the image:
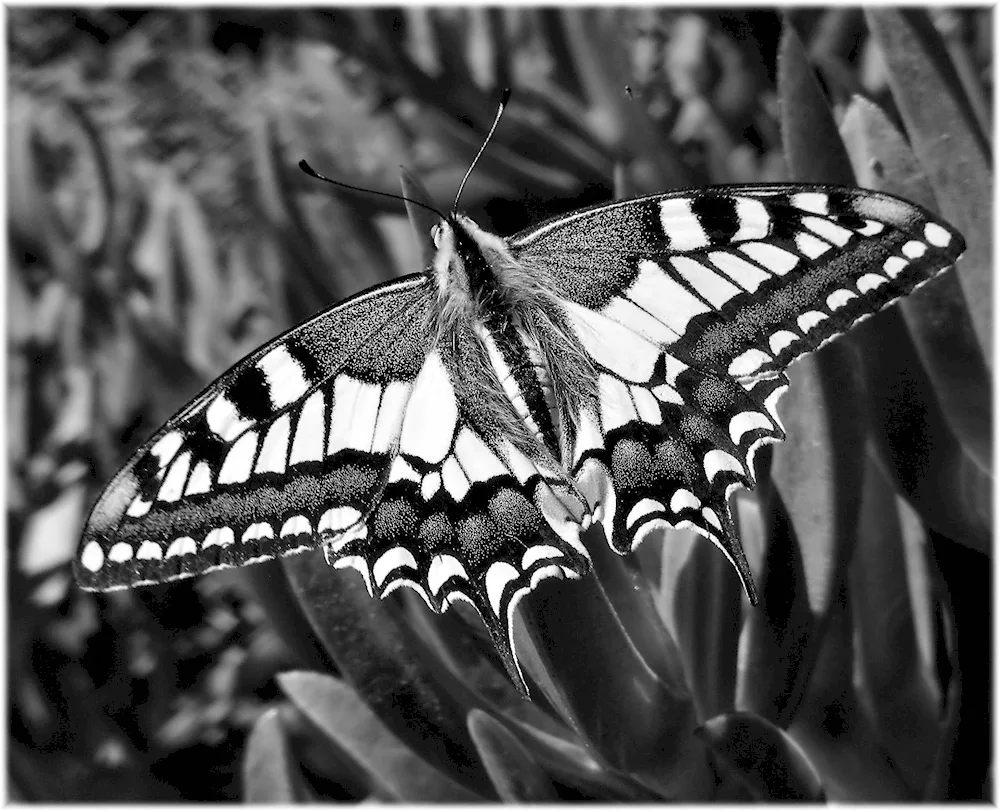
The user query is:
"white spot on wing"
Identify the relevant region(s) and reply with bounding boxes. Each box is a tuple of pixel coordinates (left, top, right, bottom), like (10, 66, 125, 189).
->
(924, 222, 951, 247)
(857, 220, 884, 236)
(732, 196, 771, 241)
(522, 545, 564, 569)
(702, 507, 723, 530)
(739, 242, 799, 274)
(400, 353, 458, 464)
(630, 386, 662, 425)
(768, 330, 799, 355)
(669, 488, 701, 514)
(373, 546, 418, 587)
(218, 430, 259, 485)
(136, 541, 162, 560)
(441, 456, 471, 500)
(327, 376, 382, 455)
(150, 431, 184, 468)
(428, 554, 468, 594)
(626, 498, 665, 530)
(652, 383, 684, 405)
(790, 192, 828, 214)
(185, 462, 213, 496)
(563, 298, 661, 382)
(599, 375, 638, 432)
(659, 198, 708, 250)
(207, 395, 253, 443)
(421, 471, 441, 500)
(884, 257, 908, 278)
(704, 448, 744, 482)
(795, 231, 832, 259)
(454, 429, 507, 484)
(280, 515, 311, 538)
(826, 289, 858, 311)
(728, 348, 772, 378)
(126, 496, 152, 518)
(319, 506, 363, 534)
(626, 260, 713, 336)
(81, 541, 104, 572)
(486, 561, 521, 617)
(289, 389, 325, 465)
(764, 384, 788, 429)
(708, 250, 771, 292)
(857, 273, 889, 293)
(601, 296, 679, 345)
(803, 215, 853, 246)
(389, 456, 420, 484)
(109, 542, 133, 563)
(256, 414, 291, 474)
(730, 410, 774, 444)
(203, 527, 235, 548)
(902, 240, 927, 259)
(670, 256, 743, 309)
(241, 522, 274, 543)
(166, 537, 197, 558)
(257, 345, 310, 409)
(158, 452, 192, 502)
(797, 311, 828, 332)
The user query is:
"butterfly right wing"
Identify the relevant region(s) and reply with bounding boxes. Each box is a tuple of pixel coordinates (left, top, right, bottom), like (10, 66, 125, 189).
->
(75, 274, 436, 591)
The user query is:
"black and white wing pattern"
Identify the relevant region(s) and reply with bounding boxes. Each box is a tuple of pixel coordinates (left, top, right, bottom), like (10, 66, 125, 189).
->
(75, 275, 435, 591)
(509, 184, 964, 592)
(75, 273, 591, 685)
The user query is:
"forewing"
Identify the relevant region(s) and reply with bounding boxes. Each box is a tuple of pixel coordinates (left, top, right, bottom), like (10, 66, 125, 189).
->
(511, 184, 964, 379)
(75, 275, 434, 591)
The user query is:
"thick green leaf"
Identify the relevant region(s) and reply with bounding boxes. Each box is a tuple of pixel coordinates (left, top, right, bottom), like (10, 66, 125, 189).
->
(468, 709, 559, 802)
(697, 711, 824, 801)
(515, 542, 713, 798)
(850, 452, 940, 793)
(671, 531, 742, 722)
(865, 9, 992, 366)
(787, 598, 914, 801)
(281, 552, 495, 797)
(839, 95, 991, 472)
(858, 312, 991, 554)
(277, 671, 484, 802)
(778, 20, 853, 185)
(738, 350, 867, 727)
(242, 707, 310, 803)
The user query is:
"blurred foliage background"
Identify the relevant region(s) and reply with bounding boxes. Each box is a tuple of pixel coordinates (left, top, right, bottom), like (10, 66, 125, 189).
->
(6, 7, 993, 802)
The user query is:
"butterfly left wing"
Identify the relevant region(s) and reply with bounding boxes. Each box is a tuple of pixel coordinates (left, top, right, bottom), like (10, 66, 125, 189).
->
(75, 275, 436, 591)
(508, 184, 964, 591)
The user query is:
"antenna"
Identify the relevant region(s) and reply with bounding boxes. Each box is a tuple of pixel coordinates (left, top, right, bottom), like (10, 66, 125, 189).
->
(451, 87, 512, 216)
(298, 160, 446, 221)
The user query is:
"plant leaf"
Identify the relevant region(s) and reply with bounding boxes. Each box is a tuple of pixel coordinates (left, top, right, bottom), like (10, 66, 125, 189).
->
(468, 709, 559, 802)
(696, 711, 824, 801)
(277, 671, 484, 802)
(242, 707, 310, 803)
(281, 552, 495, 797)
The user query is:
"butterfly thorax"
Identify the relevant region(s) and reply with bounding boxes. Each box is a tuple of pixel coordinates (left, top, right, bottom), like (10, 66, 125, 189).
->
(429, 215, 598, 468)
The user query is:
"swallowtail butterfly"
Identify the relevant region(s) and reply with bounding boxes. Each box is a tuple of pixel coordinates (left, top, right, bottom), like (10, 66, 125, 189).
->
(75, 92, 964, 688)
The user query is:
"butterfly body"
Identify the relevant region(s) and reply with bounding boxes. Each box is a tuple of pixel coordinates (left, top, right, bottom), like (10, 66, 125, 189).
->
(75, 181, 964, 686)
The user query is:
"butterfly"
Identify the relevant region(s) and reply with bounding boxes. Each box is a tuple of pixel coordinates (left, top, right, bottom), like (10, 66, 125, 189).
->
(74, 95, 964, 689)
